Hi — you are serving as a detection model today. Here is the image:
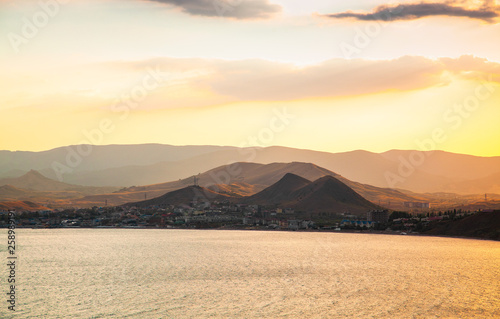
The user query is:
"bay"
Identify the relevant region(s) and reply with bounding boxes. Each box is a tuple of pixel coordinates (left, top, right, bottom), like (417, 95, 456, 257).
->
(1, 229, 499, 318)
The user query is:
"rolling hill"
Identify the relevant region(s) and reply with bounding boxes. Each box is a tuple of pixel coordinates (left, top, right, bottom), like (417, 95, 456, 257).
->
(0, 200, 50, 212)
(74, 162, 418, 208)
(126, 173, 381, 216)
(0, 170, 117, 193)
(281, 175, 380, 214)
(125, 185, 234, 208)
(241, 173, 312, 205)
(0, 185, 29, 200)
(0, 170, 119, 206)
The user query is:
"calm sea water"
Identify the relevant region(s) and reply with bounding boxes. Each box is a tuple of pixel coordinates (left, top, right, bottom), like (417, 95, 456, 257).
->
(1, 229, 499, 318)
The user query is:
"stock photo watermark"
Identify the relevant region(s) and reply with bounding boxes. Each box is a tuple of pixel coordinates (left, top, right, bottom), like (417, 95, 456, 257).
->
(6, 211, 17, 312)
(51, 66, 167, 181)
(384, 75, 496, 188)
(213, 0, 243, 17)
(192, 106, 296, 203)
(339, 6, 405, 58)
(7, 0, 66, 53)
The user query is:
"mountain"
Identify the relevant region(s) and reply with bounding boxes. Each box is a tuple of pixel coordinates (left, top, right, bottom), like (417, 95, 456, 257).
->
(442, 171, 500, 195)
(127, 173, 381, 216)
(0, 169, 117, 193)
(0, 144, 234, 176)
(124, 185, 234, 208)
(74, 162, 417, 208)
(381, 150, 500, 181)
(287, 175, 380, 214)
(242, 173, 312, 205)
(2, 144, 500, 194)
(0, 170, 91, 192)
(0, 170, 119, 206)
(243, 173, 380, 214)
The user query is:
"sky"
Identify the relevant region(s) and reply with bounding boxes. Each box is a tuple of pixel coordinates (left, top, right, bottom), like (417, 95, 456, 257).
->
(1, 0, 500, 156)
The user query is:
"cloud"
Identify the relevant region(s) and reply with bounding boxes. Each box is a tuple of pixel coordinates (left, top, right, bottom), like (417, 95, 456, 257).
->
(145, 0, 281, 19)
(102, 55, 500, 105)
(323, 1, 499, 23)
(207, 56, 446, 100)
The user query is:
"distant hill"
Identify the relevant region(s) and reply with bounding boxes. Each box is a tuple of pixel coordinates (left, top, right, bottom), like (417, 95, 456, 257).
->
(128, 173, 380, 216)
(287, 175, 380, 214)
(244, 173, 381, 214)
(0, 170, 81, 191)
(124, 185, 234, 208)
(0, 170, 119, 205)
(242, 173, 312, 205)
(0, 200, 50, 212)
(75, 162, 417, 208)
(151, 161, 340, 194)
(0, 185, 29, 200)
(442, 171, 500, 195)
(0, 144, 233, 175)
(2, 144, 500, 194)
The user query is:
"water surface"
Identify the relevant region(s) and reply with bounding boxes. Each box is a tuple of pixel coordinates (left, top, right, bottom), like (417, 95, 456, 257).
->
(1, 229, 499, 318)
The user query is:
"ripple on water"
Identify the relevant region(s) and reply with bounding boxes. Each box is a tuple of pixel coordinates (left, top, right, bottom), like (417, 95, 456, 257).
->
(5, 229, 500, 318)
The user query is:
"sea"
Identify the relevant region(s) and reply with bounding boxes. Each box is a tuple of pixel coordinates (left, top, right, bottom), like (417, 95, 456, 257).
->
(1, 229, 499, 318)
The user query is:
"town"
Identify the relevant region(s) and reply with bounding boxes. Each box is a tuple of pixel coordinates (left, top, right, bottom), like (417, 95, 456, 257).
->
(0, 199, 489, 237)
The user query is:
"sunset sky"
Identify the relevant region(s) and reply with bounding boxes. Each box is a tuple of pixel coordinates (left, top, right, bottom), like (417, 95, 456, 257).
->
(1, 0, 499, 156)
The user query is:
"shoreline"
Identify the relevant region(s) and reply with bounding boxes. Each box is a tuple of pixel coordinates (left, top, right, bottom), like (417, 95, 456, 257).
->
(8, 225, 499, 242)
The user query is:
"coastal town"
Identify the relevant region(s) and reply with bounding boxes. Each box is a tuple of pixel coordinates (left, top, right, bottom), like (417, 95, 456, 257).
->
(1, 199, 495, 239)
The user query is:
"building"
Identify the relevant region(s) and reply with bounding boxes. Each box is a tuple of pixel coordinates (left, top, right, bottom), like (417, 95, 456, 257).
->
(340, 220, 375, 228)
(404, 202, 430, 209)
(367, 210, 389, 223)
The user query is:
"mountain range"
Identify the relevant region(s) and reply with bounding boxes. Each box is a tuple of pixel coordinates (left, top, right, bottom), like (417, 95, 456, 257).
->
(0, 144, 499, 211)
(0, 170, 118, 204)
(73, 161, 420, 208)
(127, 173, 380, 215)
(1, 144, 500, 194)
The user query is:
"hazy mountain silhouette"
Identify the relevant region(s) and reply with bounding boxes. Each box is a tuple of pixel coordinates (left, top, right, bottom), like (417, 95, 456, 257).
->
(0, 170, 118, 203)
(0, 170, 81, 191)
(126, 173, 381, 215)
(75, 162, 417, 207)
(1, 144, 500, 194)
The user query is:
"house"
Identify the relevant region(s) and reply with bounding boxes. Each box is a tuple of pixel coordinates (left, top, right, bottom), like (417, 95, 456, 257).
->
(367, 210, 389, 223)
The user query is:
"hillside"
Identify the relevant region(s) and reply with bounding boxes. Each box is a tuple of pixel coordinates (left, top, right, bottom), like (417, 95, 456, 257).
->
(424, 211, 500, 240)
(0, 185, 29, 200)
(243, 173, 381, 215)
(289, 176, 380, 214)
(125, 173, 380, 216)
(0, 170, 78, 191)
(242, 173, 312, 205)
(0, 170, 119, 207)
(124, 185, 235, 208)
(0, 170, 118, 193)
(74, 162, 417, 208)
(0, 200, 50, 212)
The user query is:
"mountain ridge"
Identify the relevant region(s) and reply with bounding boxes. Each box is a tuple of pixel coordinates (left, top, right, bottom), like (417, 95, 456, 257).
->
(126, 173, 381, 215)
(2, 144, 500, 194)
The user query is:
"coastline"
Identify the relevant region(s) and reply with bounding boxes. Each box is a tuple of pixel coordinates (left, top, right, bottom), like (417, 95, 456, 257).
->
(11, 225, 499, 242)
